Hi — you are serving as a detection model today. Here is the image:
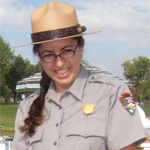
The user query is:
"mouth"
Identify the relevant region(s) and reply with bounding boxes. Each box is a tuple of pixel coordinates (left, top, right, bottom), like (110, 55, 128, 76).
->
(55, 68, 70, 77)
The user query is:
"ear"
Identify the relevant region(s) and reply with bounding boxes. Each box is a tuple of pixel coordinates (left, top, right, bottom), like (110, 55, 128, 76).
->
(79, 46, 84, 57)
(39, 58, 44, 66)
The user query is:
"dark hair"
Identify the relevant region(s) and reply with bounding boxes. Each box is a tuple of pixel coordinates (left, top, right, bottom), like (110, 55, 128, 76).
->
(33, 36, 85, 54)
(19, 36, 85, 137)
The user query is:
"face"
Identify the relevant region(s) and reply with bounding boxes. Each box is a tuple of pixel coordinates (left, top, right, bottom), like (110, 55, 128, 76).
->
(38, 38, 84, 91)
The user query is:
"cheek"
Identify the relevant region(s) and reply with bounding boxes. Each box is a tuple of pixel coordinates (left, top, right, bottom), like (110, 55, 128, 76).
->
(40, 62, 53, 73)
(43, 64, 52, 70)
(71, 55, 82, 71)
(42, 64, 54, 79)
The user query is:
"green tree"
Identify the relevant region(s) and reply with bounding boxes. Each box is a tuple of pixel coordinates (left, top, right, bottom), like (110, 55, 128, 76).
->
(0, 35, 41, 102)
(5, 55, 42, 102)
(5, 55, 31, 102)
(122, 56, 150, 103)
(0, 35, 14, 102)
(24, 62, 42, 77)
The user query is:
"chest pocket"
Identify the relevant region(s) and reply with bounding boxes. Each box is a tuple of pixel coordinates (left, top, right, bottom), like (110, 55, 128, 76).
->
(28, 125, 43, 150)
(66, 121, 106, 150)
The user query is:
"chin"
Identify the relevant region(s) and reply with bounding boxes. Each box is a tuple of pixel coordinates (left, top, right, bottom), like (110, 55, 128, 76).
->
(56, 78, 74, 87)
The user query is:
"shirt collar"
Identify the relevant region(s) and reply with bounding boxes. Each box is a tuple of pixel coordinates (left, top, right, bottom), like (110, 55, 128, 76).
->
(68, 65, 90, 101)
(46, 80, 57, 102)
(46, 65, 90, 102)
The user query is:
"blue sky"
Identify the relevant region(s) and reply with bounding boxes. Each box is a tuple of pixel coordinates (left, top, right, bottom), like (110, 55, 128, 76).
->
(0, 0, 149, 79)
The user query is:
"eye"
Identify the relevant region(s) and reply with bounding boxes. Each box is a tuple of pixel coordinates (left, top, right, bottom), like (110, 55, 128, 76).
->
(62, 49, 73, 54)
(42, 53, 55, 58)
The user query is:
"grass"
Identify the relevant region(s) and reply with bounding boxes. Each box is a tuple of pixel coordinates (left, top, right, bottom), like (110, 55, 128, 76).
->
(141, 104, 150, 117)
(0, 102, 150, 138)
(0, 103, 19, 137)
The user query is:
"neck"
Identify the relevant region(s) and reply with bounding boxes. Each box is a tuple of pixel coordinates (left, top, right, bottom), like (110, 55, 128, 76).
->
(55, 84, 69, 100)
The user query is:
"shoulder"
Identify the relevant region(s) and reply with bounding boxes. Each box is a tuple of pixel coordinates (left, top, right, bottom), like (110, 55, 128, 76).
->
(81, 63, 127, 87)
(88, 71, 126, 87)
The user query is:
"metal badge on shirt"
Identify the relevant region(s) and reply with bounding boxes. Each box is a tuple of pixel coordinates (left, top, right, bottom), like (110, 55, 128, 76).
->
(83, 103, 95, 115)
(119, 92, 136, 115)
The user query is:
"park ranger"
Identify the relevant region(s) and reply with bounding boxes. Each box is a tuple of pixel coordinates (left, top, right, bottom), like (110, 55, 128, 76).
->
(12, 1, 147, 150)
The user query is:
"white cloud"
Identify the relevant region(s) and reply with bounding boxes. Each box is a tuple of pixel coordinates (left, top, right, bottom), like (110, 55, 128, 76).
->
(73, 1, 150, 46)
(0, 0, 35, 32)
(0, 0, 148, 78)
(0, 0, 149, 47)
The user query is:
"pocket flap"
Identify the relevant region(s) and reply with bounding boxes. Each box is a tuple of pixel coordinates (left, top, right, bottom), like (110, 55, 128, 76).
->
(28, 125, 43, 145)
(67, 121, 105, 138)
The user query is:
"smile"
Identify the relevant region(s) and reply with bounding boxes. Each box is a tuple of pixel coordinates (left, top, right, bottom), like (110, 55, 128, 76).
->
(55, 68, 70, 76)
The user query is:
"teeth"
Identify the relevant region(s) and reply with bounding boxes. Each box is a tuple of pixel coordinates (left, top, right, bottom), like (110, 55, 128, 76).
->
(57, 69, 68, 75)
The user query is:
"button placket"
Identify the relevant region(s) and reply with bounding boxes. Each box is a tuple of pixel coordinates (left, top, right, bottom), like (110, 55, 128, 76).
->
(45, 90, 65, 149)
(52, 104, 63, 148)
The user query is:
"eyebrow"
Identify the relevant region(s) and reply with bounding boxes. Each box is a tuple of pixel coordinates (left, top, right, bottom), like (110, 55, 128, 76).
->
(61, 45, 73, 50)
(40, 45, 74, 55)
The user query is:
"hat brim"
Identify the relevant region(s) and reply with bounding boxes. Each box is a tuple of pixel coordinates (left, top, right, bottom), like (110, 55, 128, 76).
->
(13, 30, 102, 48)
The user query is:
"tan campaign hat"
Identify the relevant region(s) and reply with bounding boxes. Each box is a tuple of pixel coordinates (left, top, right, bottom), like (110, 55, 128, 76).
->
(14, 1, 102, 48)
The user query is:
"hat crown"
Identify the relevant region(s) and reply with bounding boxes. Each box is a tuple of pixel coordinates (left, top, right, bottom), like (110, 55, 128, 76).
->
(13, 1, 102, 48)
(31, 1, 78, 33)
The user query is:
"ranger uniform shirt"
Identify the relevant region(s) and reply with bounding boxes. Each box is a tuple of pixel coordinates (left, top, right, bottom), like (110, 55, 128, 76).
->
(12, 66, 146, 150)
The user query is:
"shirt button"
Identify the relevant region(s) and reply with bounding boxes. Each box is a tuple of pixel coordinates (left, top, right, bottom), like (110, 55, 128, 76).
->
(53, 141, 57, 145)
(83, 132, 88, 136)
(56, 123, 59, 127)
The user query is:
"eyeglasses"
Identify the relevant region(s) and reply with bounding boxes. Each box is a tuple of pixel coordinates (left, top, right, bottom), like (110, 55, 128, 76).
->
(40, 44, 79, 63)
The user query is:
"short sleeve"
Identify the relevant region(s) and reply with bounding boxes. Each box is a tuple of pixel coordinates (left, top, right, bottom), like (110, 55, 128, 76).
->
(107, 82, 146, 150)
(11, 105, 29, 150)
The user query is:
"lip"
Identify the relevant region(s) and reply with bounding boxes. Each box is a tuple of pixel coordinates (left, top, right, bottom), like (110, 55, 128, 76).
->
(55, 68, 70, 78)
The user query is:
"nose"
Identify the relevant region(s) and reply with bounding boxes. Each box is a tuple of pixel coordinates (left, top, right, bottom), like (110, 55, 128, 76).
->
(55, 56, 64, 67)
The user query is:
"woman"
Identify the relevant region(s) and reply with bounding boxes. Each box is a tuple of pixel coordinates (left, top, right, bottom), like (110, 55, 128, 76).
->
(12, 1, 146, 150)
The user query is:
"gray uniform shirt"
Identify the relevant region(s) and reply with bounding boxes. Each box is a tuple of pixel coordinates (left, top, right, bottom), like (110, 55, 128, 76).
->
(12, 66, 146, 150)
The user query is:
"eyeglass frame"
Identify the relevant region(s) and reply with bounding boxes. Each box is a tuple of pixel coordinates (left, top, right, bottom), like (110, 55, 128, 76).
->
(39, 44, 79, 63)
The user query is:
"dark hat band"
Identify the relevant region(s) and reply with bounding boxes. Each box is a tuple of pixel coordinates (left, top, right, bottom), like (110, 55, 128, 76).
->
(31, 24, 87, 43)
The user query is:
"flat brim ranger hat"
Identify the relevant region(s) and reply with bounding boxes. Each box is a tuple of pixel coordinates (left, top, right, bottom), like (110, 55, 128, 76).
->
(14, 1, 102, 48)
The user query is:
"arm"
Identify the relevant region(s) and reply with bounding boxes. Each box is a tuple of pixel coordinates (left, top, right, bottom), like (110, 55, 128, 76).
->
(120, 143, 136, 150)
(107, 81, 146, 149)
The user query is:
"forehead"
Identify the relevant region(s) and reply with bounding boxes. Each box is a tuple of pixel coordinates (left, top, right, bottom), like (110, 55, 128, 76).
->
(40, 38, 77, 51)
